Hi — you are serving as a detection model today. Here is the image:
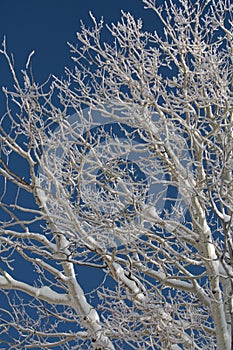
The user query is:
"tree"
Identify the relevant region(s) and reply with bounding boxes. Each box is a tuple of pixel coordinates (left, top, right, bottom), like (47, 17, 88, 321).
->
(0, 0, 233, 348)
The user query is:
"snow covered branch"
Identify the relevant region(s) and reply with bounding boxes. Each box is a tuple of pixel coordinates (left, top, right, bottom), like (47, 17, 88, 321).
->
(0, 0, 233, 348)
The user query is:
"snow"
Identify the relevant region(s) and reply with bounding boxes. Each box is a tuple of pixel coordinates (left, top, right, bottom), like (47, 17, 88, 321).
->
(141, 203, 161, 222)
(223, 214, 231, 223)
(171, 345, 183, 349)
(112, 262, 146, 302)
(0, 272, 70, 305)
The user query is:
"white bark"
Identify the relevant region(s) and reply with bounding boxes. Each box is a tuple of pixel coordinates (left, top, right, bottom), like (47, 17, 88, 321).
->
(0, 0, 233, 348)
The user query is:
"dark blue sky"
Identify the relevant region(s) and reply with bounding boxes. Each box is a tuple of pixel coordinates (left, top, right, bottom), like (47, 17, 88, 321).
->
(0, 2, 161, 347)
(0, 2, 212, 348)
(0, 0, 156, 85)
(0, 0, 161, 281)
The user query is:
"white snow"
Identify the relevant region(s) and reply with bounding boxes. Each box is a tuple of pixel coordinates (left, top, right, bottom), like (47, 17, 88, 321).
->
(141, 203, 161, 222)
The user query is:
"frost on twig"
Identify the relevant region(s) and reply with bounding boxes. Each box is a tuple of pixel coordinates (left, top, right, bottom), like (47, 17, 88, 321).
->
(0, 0, 233, 349)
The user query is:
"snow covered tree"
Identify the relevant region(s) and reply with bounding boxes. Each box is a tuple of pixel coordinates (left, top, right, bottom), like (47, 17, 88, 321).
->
(0, 0, 233, 348)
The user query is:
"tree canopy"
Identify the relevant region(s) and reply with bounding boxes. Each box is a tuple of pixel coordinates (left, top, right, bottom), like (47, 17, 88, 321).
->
(0, 0, 233, 349)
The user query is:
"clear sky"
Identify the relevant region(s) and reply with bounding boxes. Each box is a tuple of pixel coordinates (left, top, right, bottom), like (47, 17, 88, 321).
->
(0, 0, 157, 85)
(0, 0, 164, 278)
(0, 2, 161, 347)
(0, 0, 163, 288)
